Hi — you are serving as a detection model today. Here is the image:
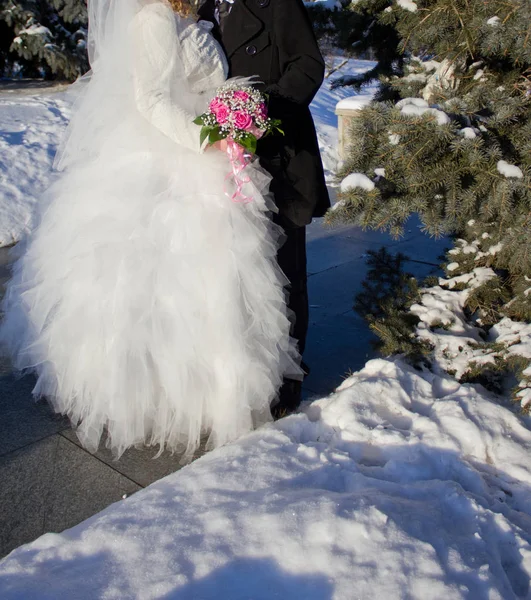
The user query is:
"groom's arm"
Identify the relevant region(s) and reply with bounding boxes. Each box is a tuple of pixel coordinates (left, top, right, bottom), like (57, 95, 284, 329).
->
(265, 0, 325, 111)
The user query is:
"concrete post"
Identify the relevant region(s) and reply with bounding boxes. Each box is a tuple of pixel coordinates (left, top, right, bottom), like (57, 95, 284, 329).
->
(335, 96, 373, 160)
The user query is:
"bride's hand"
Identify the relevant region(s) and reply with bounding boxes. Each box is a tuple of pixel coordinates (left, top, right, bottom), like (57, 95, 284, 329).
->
(208, 139, 229, 153)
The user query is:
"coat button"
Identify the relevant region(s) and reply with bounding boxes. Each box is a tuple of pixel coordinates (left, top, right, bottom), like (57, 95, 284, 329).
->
(246, 45, 257, 55)
(257, 0, 270, 6)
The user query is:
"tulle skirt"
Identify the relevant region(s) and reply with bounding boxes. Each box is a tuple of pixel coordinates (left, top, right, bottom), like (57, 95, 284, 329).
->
(0, 116, 301, 459)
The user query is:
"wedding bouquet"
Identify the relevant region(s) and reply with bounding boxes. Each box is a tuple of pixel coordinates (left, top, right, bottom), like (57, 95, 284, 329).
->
(193, 83, 282, 154)
(193, 84, 283, 203)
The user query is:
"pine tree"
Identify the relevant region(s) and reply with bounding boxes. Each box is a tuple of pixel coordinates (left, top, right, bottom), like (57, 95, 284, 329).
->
(0, 0, 88, 80)
(331, 0, 531, 409)
(306, 0, 404, 99)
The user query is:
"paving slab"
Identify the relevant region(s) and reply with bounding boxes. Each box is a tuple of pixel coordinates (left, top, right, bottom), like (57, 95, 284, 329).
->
(304, 311, 378, 395)
(308, 256, 369, 323)
(60, 428, 207, 488)
(0, 372, 69, 457)
(307, 214, 448, 276)
(0, 434, 140, 558)
(303, 214, 446, 395)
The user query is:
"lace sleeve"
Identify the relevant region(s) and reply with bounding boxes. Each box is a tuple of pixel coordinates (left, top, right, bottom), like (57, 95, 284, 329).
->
(131, 4, 201, 153)
(179, 20, 228, 95)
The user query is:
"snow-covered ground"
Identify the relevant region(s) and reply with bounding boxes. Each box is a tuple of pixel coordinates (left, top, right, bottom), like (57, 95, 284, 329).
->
(0, 87, 71, 246)
(1, 358, 530, 599)
(0, 59, 373, 247)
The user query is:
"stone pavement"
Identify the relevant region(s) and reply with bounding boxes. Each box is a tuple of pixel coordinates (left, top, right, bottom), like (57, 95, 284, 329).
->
(0, 213, 448, 559)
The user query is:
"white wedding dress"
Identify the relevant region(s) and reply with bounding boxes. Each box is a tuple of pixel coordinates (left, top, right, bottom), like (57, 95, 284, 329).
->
(0, 0, 301, 459)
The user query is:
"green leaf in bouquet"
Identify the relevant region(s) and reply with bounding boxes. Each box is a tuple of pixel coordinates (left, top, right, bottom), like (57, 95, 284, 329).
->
(247, 135, 257, 154)
(193, 115, 206, 125)
(239, 132, 258, 155)
(263, 118, 284, 138)
(208, 128, 225, 144)
(200, 126, 212, 147)
(271, 119, 284, 135)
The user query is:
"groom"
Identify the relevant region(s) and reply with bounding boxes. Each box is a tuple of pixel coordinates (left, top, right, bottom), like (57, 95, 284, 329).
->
(198, 0, 330, 414)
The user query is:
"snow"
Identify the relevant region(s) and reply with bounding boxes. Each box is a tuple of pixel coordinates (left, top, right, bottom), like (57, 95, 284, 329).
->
(487, 16, 501, 26)
(403, 72, 426, 82)
(449, 236, 503, 264)
(1, 358, 531, 599)
(497, 160, 524, 179)
(13, 25, 53, 46)
(0, 90, 71, 246)
(335, 95, 373, 111)
(340, 172, 375, 192)
(405, 263, 531, 412)
(410, 268, 499, 378)
(397, 97, 429, 109)
(304, 0, 342, 8)
(489, 318, 531, 360)
(397, 0, 418, 12)
(397, 97, 451, 125)
(16, 24, 52, 38)
(459, 127, 477, 139)
(486, 241, 503, 256)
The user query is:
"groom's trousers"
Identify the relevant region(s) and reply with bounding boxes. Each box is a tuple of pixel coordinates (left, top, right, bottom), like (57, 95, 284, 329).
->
(274, 215, 309, 357)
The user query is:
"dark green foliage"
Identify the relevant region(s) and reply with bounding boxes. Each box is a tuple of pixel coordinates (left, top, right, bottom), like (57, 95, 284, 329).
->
(0, 0, 88, 80)
(466, 276, 512, 327)
(461, 353, 529, 400)
(330, 0, 530, 326)
(306, 0, 403, 99)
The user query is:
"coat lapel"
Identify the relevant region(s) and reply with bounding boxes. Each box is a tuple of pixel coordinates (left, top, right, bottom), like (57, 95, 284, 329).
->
(221, 0, 263, 57)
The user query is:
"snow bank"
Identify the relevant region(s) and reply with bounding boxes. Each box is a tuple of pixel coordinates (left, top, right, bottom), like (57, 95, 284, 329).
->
(1, 358, 530, 599)
(0, 92, 71, 246)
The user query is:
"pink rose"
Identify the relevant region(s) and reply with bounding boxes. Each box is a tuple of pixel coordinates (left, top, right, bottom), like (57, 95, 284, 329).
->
(233, 110, 253, 131)
(209, 97, 223, 112)
(212, 102, 230, 124)
(258, 102, 268, 118)
(233, 90, 250, 103)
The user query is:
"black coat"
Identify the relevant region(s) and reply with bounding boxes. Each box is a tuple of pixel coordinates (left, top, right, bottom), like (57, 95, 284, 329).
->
(198, 0, 330, 227)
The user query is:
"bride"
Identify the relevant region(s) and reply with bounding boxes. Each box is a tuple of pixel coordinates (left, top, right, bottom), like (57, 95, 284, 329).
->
(0, 0, 302, 459)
